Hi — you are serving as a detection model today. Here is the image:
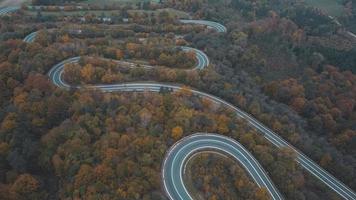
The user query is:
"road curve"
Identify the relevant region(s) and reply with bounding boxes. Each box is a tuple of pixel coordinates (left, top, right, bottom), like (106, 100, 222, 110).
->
(47, 49, 208, 89)
(181, 46, 209, 69)
(23, 31, 38, 43)
(23, 18, 356, 199)
(347, 31, 356, 40)
(0, 6, 20, 15)
(328, 15, 356, 40)
(180, 19, 227, 33)
(162, 133, 283, 200)
(23, 31, 209, 69)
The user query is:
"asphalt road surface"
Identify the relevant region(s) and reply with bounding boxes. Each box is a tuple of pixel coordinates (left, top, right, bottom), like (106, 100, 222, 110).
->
(23, 31, 38, 43)
(180, 19, 227, 33)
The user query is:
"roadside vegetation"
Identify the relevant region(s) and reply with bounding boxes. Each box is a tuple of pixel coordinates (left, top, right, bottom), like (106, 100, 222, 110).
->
(0, 0, 355, 199)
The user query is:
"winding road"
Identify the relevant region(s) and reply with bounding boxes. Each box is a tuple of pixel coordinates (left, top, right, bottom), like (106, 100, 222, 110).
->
(23, 31, 38, 43)
(47, 46, 209, 90)
(19, 12, 356, 200)
(180, 19, 227, 33)
(23, 33, 208, 71)
(163, 133, 283, 200)
(45, 57, 356, 200)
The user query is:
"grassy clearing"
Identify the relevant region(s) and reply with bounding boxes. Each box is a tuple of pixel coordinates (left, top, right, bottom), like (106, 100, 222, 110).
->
(304, 0, 344, 17)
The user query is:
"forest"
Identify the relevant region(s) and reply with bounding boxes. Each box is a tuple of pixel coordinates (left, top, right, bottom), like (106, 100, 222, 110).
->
(0, 0, 355, 199)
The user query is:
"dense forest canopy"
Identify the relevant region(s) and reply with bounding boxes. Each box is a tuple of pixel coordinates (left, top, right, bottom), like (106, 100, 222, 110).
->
(0, 0, 355, 199)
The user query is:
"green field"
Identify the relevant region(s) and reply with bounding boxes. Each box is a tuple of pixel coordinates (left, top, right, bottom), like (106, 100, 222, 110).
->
(304, 0, 344, 16)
